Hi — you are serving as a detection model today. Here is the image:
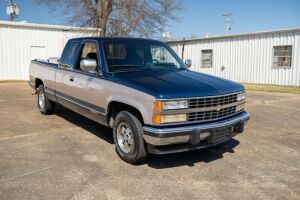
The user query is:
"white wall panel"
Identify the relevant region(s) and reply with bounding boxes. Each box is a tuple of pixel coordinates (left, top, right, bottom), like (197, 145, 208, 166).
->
(169, 29, 300, 86)
(0, 21, 98, 80)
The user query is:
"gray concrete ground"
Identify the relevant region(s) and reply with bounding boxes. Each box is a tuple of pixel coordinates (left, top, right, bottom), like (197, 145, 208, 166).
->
(0, 83, 299, 200)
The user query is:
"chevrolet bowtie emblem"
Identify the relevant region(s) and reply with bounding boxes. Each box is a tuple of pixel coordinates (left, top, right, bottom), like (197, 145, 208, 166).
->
(213, 105, 224, 111)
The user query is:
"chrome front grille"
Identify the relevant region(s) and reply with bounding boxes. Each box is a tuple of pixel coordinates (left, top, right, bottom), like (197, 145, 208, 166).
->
(187, 93, 239, 122)
(189, 93, 238, 109)
(188, 106, 237, 122)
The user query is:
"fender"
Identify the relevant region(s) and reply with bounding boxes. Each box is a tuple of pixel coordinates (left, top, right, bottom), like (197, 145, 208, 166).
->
(106, 95, 154, 125)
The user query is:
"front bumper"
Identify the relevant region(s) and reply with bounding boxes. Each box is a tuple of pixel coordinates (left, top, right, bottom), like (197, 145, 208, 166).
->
(143, 111, 250, 154)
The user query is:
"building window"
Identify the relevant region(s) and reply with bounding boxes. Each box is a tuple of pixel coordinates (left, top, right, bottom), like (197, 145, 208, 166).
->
(273, 45, 292, 68)
(201, 49, 213, 68)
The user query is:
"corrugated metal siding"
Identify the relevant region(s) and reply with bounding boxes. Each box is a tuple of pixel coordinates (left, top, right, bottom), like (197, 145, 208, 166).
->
(0, 22, 98, 80)
(169, 30, 300, 86)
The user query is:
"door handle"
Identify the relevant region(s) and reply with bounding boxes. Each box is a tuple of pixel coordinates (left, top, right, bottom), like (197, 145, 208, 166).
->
(70, 76, 74, 82)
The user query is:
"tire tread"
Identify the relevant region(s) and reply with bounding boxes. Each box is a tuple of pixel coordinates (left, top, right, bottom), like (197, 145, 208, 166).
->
(37, 85, 55, 115)
(113, 111, 148, 164)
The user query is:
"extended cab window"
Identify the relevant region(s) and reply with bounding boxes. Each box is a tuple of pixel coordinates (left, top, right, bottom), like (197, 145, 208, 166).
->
(77, 42, 100, 74)
(60, 41, 79, 69)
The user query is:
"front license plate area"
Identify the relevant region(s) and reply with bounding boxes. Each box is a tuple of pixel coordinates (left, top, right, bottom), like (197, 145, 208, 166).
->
(208, 127, 232, 143)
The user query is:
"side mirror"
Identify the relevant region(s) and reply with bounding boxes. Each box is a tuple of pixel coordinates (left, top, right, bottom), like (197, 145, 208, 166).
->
(80, 59, 97, 72)
(185, 59, 192, 68)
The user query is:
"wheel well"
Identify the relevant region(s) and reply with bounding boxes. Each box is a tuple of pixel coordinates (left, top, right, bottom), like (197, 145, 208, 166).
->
(35, 78, 43, 88)
(107, 101, 144, 126)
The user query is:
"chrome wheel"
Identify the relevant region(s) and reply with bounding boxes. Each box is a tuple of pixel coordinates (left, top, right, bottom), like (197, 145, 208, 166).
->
(38, 91, 45, 109)
(116, 122, 134, 153)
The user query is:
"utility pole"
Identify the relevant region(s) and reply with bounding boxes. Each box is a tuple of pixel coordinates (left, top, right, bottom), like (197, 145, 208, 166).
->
(222, 13, 233, 35)
(161, 31, 170, 41)
(6, 0, 20, 21)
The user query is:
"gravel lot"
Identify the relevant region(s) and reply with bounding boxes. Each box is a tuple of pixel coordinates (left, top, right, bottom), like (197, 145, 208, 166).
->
(0, 83, 299, 200)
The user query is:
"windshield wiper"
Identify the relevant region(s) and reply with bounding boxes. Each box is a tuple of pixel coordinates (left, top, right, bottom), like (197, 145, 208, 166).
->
(152, 62, 176, 66)
(149, 63, 184, 70)
(109, 65, 154, 72)
(110, 64, 141, 68)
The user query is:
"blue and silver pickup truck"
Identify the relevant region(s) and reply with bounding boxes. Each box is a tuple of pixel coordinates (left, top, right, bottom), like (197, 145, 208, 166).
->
(29, 37, 249, 164)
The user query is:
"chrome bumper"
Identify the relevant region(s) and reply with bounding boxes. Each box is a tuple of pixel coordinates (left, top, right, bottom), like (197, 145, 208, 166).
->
(143, 111, 250, 146)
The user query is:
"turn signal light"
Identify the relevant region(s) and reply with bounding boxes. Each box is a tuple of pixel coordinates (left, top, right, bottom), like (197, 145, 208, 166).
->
(153, 114, 161, 124)
(154, 101, 162, 112)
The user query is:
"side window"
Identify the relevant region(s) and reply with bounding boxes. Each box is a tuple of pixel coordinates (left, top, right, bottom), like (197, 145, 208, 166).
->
(60, 41, 79, 69)
(77, 42, 100, 74)
(273, 45, 292, 68)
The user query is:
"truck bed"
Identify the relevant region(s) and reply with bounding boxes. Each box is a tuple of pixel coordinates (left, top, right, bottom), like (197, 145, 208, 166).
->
(32, 59, 58, 68)
(29, 59, 58, 92)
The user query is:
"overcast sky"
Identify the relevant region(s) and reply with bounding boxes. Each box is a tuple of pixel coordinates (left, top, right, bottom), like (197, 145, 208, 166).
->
(1, 0, 300, 39)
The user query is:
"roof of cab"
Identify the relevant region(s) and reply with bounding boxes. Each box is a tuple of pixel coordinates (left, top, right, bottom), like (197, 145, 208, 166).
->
(68, 37, 165, 43)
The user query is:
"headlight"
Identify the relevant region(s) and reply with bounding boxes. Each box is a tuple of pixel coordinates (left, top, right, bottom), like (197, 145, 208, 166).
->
(237, 92, 246, 101)
(153, 114, 187, 124)
(163, 100, 188, 110)
(153, 100, 188, 124)
(154, 100, 188, 111)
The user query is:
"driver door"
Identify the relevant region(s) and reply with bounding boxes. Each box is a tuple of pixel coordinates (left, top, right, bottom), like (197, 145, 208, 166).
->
(68, 40, 106, 122)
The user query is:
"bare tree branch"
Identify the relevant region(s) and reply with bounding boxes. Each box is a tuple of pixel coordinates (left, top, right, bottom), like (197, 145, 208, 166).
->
(34, 0, 181, 37)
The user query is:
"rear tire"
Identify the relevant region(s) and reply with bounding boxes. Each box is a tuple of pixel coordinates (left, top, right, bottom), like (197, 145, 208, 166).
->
(37, 85, 55, 115)
(113, 111, 148, 164)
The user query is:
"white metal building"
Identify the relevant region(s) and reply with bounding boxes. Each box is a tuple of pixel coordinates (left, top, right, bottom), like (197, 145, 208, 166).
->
(169, 28, 300, 86)
(0, 21, 99, 80)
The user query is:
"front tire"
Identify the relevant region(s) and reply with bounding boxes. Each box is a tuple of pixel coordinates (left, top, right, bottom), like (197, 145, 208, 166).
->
(113, 111, 148, 164)
(37, 85, 55, 115)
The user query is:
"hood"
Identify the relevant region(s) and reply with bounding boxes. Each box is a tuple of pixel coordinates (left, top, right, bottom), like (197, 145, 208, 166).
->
(109, 69, 245, 99)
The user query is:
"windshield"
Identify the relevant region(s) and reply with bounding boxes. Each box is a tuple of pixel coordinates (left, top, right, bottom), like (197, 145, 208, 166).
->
(103, 40, 184, 72)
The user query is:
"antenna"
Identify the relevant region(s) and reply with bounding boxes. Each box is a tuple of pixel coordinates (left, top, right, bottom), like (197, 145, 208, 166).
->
(222, 13, 233, 35)
(6, 0, 20, 21)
